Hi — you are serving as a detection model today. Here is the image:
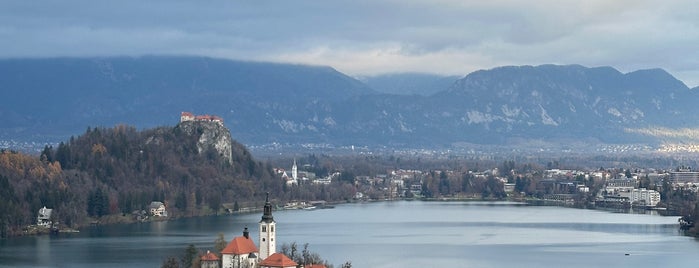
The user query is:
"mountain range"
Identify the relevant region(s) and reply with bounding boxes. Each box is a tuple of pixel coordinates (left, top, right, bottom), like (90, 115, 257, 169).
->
(2, 56, 698, 151)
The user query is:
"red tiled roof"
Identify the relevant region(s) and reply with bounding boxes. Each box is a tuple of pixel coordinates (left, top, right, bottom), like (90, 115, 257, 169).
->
(259, 253, 298, 267)
(181, 112, 194, 117)
(200, 251, 220, 261)
(221, 236, 258, 255)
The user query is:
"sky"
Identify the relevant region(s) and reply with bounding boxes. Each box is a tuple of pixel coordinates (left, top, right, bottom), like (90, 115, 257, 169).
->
(2, 0, 698, 86)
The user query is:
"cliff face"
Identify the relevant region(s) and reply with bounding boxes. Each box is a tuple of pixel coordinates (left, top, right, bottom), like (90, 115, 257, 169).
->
(176, 121, 233, 163)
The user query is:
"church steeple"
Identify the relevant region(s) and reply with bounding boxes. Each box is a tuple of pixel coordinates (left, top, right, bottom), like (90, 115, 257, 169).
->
(292, 159, 298, 180)
(261, 192, 274, 223)
(259, 192, 276, 260)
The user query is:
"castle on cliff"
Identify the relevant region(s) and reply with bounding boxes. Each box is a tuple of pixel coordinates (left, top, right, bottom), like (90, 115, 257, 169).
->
(180, 111, 224, 126)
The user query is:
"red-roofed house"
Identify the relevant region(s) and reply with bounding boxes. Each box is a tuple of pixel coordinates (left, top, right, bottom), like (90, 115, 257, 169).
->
(221, 228, 259, 268)
(258, 252, 298, 268)
(200, 250, 220, 268)
(181, 112, 195, 122)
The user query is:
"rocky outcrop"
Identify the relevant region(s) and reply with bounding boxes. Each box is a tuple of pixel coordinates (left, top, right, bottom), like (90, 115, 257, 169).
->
(176, 120, 233, 163)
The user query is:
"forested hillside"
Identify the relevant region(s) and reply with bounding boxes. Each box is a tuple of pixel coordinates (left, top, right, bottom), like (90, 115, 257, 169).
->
(0, 122, 282, 237)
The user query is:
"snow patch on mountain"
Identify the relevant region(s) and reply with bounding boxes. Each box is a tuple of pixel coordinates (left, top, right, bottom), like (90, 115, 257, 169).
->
(539, 105, 559, 126)
(608, 108, 622, 117)
(465, 110, 499, 124)
(501, 105, 521, 118)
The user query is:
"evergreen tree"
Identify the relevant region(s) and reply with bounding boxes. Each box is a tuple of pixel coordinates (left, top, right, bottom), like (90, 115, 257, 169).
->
(161, 256, 180, 268)
(180, 244, 197, 268)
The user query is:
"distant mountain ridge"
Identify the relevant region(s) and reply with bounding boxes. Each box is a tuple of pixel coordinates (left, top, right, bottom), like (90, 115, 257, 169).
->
(2, 57, 698, 150)
(359, 73, 460, 96)
(429, 64, 697, 143)
(0, 56, 374, 143)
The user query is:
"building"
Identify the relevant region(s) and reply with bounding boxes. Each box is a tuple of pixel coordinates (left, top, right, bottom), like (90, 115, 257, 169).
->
(292, 159, 298, 181)
(603, 178, 636, 196)
(259, 193, 276, 261)
(149, 201, 167, 217)
(630, 188, 661, 207)
(221, 228, 259, 268)
(181, 111, 224, 125)
(181, 112, 195, 122)
(217, 193, 300, 268)
(37, 206, 53, 227)
(258, 253, 298, 268)
(200, 250, 221, 268)
(670, 171, 699, 184)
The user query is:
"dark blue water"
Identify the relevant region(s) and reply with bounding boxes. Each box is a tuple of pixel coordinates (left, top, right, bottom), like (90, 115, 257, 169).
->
(1, 201, 697, 267)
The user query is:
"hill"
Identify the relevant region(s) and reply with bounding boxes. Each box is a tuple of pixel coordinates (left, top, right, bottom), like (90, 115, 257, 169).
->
(2, 57, 699, 151)
(0, 120, 279, 236)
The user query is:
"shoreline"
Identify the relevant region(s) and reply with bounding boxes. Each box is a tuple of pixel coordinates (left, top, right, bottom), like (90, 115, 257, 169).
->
(3, 197, 682, 239)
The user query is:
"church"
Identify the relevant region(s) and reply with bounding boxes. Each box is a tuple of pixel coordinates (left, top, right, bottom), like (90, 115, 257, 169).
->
(219, 194, 300, 268)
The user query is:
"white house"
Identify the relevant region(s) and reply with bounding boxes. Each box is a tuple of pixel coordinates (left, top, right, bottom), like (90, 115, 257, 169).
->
(37, 206, 53, 227)
(221, 228, 259, 268)
(149, 201, 167, 217)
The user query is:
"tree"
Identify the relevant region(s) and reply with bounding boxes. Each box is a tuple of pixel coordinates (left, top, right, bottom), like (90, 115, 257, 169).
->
(209, 194, 222, 215)
(438, 172, 450, 196)
(175, 192, 187, 211)
(40, 145, 54, 163)
(161, 256, 180, 268)
(181, 244, 198, 268)
(87, 188, 109, 217)
(639, 175, 652, 189)
(214, 233, 226, 253)
(338, 171, 355, 184)
(233, 201, 240, 212)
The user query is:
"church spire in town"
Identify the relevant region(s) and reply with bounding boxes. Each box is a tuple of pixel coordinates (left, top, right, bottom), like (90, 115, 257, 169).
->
(259, 192, 276, 260)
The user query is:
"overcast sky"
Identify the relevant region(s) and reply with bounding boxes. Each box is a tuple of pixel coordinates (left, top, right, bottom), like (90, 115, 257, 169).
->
(2, 0, 698, 86)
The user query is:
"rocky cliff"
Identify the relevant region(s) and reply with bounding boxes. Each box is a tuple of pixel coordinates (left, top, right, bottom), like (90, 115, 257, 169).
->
(175, 121, 233, 163)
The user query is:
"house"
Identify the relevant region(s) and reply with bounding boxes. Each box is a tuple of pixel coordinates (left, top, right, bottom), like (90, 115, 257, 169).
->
(258, 253, 298, 268)
(221, 228, 259, 268)
(200, 250, 220, 268)
(37, 206, 53, 227)
(149, 201, 167, 217)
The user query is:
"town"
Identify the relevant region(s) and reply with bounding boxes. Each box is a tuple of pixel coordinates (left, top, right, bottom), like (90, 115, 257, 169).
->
(272, 158, 698, 211)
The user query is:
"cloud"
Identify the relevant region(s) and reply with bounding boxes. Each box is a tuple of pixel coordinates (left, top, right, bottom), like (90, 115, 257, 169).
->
(1, 0, 698, 86)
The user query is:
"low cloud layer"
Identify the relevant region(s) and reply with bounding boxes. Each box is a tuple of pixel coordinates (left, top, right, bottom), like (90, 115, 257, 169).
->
(2, 0, 698, 86)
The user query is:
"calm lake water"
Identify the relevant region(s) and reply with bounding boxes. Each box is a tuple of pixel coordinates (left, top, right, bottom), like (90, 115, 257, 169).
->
(1, 201, 698, 267)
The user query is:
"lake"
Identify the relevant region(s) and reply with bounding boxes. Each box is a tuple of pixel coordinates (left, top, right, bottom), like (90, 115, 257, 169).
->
(1, 201, 698, 267)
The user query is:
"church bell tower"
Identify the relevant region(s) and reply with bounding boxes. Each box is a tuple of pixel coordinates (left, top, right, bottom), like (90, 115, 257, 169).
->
(259, 193, 276, 260)
(292, 159, 298, 181)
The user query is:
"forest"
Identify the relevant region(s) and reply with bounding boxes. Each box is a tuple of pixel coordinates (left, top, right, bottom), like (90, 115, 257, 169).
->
(0, 123, 286, 237)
